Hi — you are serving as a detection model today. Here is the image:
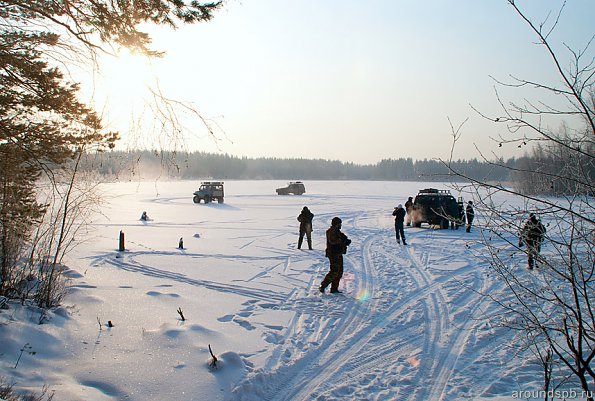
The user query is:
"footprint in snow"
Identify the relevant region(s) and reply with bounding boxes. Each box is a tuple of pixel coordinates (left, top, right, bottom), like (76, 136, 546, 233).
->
(217, 314, 234, 322)
(145, 291, 180, 298)
(233, 317, 255, 331)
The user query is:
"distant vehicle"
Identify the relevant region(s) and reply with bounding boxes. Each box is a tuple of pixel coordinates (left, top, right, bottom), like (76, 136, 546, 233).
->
(412, 188, 461, 229)
(276, 181, 306, 195)
(193, 181, 224, 204)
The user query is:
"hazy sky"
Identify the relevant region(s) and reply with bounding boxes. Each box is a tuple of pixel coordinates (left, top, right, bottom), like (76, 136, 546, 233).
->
(89, 0, 595, 164)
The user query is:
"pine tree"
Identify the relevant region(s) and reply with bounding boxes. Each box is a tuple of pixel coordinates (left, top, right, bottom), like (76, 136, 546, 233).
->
(0, 0, 222, 298)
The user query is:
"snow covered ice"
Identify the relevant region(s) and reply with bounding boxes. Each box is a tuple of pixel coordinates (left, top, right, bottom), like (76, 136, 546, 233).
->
(0, 180, 551, 400)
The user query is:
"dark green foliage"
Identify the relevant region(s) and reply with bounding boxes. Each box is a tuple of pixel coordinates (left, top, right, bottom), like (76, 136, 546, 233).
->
(0, 1, 221, 56)
(0, 143, 43, 296)
(0, 0, 222, 301)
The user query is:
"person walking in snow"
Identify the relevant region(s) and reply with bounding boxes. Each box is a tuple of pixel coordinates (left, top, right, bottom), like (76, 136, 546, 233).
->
(404, 196, 414, 226)
(465, 201, 475, 233)
(519, 213, 546, 269)
(297, 206, 314, 250)
(320, 217, 351, 294)
(392, 204, 407, 245)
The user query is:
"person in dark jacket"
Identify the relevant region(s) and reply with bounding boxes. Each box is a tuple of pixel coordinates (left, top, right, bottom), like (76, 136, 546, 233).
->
(392, 204, 407, 245)
(519, 213, 546, 269)
(404, 197, 414, 226)
(465, 201, 475, 232)
(457, 200, 466, 230)
(319, 217, 351, 294)
(297, 206, 314, 250)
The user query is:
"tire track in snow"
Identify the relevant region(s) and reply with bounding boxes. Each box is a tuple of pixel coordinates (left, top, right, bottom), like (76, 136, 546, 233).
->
(372, 244, 450, 401)
(231, 213, 490, 401)
(269, 230, 456, 400)
(392, 238, 495, 401)
(275, 234, 380, 400)
(230, 214, 378, 400)
(397, 244, 451, 401)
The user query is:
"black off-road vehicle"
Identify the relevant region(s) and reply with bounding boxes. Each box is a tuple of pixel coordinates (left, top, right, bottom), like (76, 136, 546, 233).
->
(276, 181, 306, 195)
(193, 181, 224, 204)
(411, 188, 462, 229)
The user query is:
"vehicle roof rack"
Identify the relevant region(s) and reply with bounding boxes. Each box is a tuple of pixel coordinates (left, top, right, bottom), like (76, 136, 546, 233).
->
(418, 188, 452, 195)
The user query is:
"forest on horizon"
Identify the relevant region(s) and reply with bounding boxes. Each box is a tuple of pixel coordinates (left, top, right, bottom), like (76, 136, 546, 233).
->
(81, 150, 515, 183)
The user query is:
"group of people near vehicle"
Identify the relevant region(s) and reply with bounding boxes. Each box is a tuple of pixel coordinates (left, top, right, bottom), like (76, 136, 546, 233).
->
(392, 197, 476, 245)
(299, 199, 547, 294)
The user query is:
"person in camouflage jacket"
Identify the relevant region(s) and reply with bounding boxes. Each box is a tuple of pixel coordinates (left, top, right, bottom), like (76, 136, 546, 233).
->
(319, 217, 351, 293)
(519, 213, 546, 269)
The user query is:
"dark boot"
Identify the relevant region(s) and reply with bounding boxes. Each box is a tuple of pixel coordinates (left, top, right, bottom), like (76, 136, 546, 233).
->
(330, 278, 342, 293)
(320, 277, 330, 293)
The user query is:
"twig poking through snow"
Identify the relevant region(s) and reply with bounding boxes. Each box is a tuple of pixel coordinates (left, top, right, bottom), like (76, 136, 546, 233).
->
(208, 344, 218, 369)
(177, 307, 185, 321)
(14, 343, 35, 369)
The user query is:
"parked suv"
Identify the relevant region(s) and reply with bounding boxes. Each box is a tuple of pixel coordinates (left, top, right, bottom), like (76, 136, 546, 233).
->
(412, 188, 461, 229)
(193, 181, 224, 204)
(276, 181, 306, 195)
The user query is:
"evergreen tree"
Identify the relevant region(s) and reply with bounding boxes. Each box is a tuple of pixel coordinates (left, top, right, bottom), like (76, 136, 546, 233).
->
(0, 0, 222, 298)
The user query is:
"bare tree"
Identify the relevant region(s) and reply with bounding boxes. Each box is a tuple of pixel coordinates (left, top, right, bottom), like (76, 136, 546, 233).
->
(0, 1, 224, 306)
(446, 1, 595, 398)
(33, 148, 105, 308)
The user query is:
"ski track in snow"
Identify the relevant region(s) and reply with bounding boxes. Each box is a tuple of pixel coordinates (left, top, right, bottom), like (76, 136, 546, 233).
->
(230, 208, 496, 401)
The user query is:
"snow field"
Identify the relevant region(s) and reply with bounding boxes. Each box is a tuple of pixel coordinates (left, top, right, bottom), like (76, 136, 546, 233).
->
(0, 180, 547, 400)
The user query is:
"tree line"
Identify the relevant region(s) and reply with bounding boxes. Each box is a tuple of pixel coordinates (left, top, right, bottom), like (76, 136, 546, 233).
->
(81, 150, 518, 183)
(0, 0, 222, 312)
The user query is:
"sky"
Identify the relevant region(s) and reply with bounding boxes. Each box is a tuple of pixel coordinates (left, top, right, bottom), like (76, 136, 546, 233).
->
(85, 0, 595, 164)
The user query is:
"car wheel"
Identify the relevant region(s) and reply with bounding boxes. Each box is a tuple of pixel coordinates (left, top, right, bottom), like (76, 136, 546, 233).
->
(193, 196, 200, 204)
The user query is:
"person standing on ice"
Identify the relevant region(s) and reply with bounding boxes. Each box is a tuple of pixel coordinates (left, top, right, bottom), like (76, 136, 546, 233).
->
(319, 217, 351, 294)
(404, 196, 414, 226)
(519, 213, 546, 269)
(465, 201, 475, 232)
(297, 206, 314, 250)
(392, 204, 407, 245)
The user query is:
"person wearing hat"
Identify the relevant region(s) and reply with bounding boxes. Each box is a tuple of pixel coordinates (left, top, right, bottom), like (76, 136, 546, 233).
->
(392, 204, 407, 245)
(297, 206, 314, 250)
(465, 201, 475, 233)
(519, 213, 546, 269)
(320, 217, 351, 293)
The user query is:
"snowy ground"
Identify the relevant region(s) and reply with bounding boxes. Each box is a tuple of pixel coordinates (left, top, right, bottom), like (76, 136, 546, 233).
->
(0, 180, 560, 400)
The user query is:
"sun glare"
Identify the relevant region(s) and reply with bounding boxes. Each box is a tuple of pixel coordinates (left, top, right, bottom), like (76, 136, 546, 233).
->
(97, 49, 156, 132)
